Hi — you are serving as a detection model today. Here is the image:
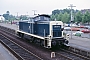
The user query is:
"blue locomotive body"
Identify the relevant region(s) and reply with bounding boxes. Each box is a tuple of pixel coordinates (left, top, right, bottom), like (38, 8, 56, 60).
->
(19, 21, 49, 37)
(17, 14, 69, 48)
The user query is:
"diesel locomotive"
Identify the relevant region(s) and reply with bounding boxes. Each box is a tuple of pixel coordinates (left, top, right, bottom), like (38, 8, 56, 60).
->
(16, 14, 69, 48)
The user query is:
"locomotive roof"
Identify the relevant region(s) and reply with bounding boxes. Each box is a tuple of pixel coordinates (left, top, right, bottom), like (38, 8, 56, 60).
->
(33, 14, 50, 18)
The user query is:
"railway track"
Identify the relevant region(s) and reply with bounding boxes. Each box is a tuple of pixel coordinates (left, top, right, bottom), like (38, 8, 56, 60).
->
(0, 25, 15, 34)
(68, 45, 90, 58)
(0, 34, 72, 60)
(0, 25, 90, 60)
(0, 34, 43, 60)
(55, 48, 90, 60)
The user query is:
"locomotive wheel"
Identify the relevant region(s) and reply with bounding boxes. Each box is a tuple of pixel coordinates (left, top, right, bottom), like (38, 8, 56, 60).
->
(40, 40, 44, 46)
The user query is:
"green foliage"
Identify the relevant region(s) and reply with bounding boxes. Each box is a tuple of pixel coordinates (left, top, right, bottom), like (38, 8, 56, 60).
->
(3, 11, 15, 20)
(3, 14, 9, 20)
(6, 11, 10, 14)
(88, 13, 90, 23)
(50, 14, 55, 21)
(61, 12, 69, 23)
(57, 13, 62, 21)
(75, 11, 82, 23)
(82, 15, 86, 23)
(51, 9, 90, 24)
(52, 9, 60, 15)
(63, 8, 71, 14)
(54, 13, 58, 20)
(52, 8, 78, 15)
(82, 11, 90, 24)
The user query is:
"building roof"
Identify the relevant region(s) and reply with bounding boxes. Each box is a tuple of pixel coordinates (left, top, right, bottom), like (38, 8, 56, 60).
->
(33, 14, 50, 18)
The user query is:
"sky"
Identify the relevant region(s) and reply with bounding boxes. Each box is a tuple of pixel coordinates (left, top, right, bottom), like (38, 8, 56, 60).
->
(0, 0, 90, 16)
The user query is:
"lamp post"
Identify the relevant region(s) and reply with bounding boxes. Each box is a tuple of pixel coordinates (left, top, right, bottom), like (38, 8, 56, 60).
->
(68, 4, 76, 39)
(32, 10, 37, 15)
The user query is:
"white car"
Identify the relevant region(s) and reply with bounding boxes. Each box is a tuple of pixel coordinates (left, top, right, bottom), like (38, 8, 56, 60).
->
(73, 31, 83, 37)
(85, 26, 90, 29)
(64, 27, 71, 31)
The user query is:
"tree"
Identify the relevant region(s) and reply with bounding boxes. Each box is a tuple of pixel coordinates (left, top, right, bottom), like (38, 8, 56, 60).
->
(50, 14, 55, 21)
(75, 11, 82, 23)
(54, 13, 58, 20)
(6, 11, 10, 15)
(82, 11, 90, 24)
(57, 13, 62, 21)
(61, 12, 69, 23)
(52, 9, 60, 15)
(3, 11, 10, 20)
(86, 11, 90, 24)
(3, 14, 9, 20)
(63, 8, 71, 14)
(88, 13, 90, 24)
(3, 11, 16, 21)
(82, 14, 87, 24)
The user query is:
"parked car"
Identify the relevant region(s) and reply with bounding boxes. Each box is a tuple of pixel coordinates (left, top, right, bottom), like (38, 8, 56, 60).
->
(81, 29, 90, 33)
(84, 26, 90, 29)
(71, 28, 80, 31)
(64, 27, 71, 31)
(73, 31, 83, 36)
(76, 26, 85, 28)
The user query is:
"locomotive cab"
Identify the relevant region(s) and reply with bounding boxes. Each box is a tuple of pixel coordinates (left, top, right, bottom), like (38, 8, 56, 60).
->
(43, 21, 68, 48)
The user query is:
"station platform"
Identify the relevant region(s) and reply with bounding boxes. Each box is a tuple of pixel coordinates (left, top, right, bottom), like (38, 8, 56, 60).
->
(0, 23, 90, 52)
(0, 43, 17, 60)
(69, 36, 90, 52)
(0, 23, 18, 30)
